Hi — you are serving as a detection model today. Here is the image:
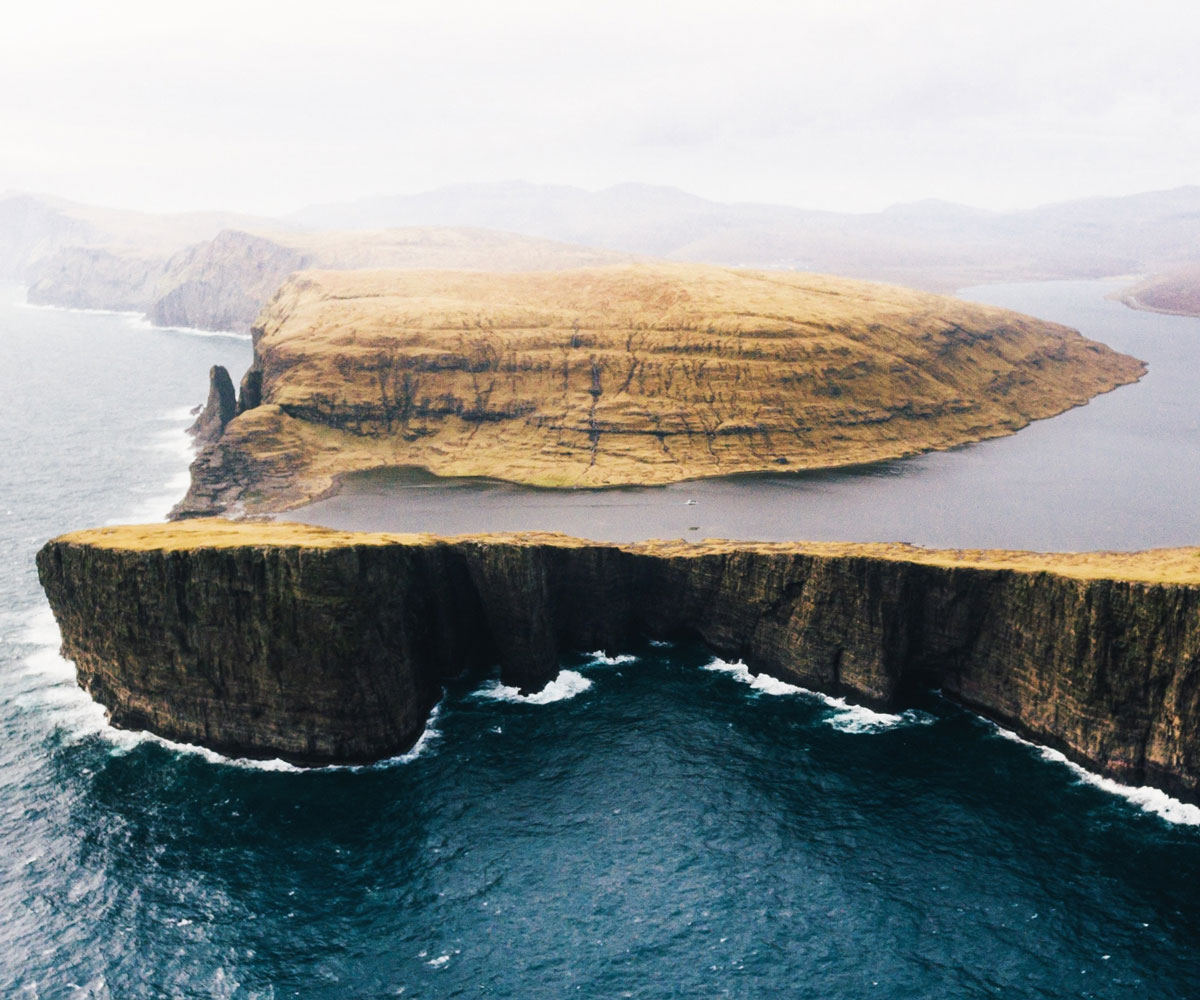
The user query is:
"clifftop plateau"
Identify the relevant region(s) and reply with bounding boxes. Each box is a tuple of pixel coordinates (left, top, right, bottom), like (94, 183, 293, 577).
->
(174, 262, 1145, 516)
(38, 521, 1200, 801)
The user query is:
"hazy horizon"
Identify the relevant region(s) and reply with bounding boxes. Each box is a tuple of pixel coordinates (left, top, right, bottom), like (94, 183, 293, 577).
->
(4, 0, 1200, 218)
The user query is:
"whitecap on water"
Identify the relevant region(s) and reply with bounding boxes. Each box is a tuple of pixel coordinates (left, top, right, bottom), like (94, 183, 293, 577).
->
(473, 669, 592, 705)
(702, 657, 807, 696)
(157, 405, 202, 423)
(104, 427, 196, 525)
(990, 723, 1200, 826)
(19, 297, 252, 340)
(700, 657, 935, 733)
(584, 650, 638, 666)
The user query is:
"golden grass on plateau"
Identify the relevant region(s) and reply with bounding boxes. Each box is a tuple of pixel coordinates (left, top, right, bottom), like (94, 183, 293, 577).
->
(60, 520, 1200, 587)
(191, 261, 1146, 513)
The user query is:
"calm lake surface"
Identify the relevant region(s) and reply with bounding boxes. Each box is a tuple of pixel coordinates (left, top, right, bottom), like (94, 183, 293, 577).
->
(294, 279, 1200, 550)
(2, 279, 1199, 999)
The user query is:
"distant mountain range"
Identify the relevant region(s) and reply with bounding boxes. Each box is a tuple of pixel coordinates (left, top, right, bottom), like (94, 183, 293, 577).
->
(4, 181, 1200, 331)
(291, 181, 1200, 291)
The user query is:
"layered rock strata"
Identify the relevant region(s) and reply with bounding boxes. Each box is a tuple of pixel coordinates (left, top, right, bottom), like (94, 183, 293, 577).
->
(173, 263, 1145, 516)
(37, 522, 1200, 801)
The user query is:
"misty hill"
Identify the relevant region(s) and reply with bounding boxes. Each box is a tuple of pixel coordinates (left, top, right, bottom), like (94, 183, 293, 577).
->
(16, 210, 631, 333)
(292, 182, 1200, 292)
(0, 191, 278, 281)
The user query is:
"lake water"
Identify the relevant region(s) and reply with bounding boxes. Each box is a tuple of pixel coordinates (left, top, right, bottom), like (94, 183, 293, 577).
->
(2, 279, 1199, 998)
(293, 279, 1200, 551)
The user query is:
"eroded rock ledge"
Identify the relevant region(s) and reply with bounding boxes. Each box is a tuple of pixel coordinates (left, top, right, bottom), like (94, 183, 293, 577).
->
(36, 521, 1200, 800)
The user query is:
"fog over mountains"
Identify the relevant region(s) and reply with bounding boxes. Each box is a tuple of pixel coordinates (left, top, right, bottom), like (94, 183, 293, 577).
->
(5, 180, 1200, 332)
(292, 181, 1200, 289)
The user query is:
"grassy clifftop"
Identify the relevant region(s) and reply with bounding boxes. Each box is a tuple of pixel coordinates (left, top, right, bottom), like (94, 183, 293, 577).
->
(176, 261, 1144, 514)
(63, 520, 1200, 585)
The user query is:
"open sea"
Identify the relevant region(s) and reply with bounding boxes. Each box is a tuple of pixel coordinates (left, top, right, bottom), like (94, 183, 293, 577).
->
(2, 279, 1199, 998)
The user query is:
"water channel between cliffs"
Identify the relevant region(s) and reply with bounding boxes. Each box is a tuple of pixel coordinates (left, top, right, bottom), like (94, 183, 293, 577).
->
(289, 278, 1200, 551)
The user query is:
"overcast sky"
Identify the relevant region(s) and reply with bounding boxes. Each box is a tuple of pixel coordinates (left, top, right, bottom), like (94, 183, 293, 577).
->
(2, 0, 1199, 216)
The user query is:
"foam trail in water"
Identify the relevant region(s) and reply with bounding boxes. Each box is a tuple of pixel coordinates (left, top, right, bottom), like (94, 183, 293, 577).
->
(990, 724, 1200, 826)
(127, 314, 253, 340)
(11, 605, 441, 772)
(584, 650, 638, 666)
(702, 657, 807, 696)
(701, 657, 934, 732)
(19, 298, 252, 340)
(18, 300, 143, 318)
(105, 414, 197, 526)
(474, 669, 592, 704)
(158, 405, 202, 422)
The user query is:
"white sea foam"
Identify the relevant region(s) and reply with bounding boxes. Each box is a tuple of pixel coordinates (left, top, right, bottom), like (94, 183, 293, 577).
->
(474, 669, 592, 704)
(104, 424, 196, 526)
(584, 650, 638, 666)
(128, 315, 252, 341)
(18, 300, 143, 318)
(700, 657, 934, 732)
(158, 404, 202, 422)
(19, 297, 252, 340)
(11, 606, 441, 772)
(990, 724, 1200, 826)
(702, 657, 808, 696)
(648, 639, 674, 648)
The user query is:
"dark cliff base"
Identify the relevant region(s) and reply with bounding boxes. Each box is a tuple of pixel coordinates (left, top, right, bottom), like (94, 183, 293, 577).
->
(37, 523, 1200, 802)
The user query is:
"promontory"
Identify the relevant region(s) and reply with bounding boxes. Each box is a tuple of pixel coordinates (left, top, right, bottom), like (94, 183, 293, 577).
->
(173, 261, 1145, 517)
(37, 521, 1200, 802)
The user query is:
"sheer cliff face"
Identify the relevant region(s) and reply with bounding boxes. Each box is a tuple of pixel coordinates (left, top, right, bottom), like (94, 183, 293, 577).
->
(173, 263, 1145, 516)
(37, 524, 1200, 801)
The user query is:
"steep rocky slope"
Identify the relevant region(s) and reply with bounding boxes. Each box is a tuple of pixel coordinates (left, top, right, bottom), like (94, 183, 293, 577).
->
(174, 262, 1145, 515)
(38, 521, 1200, 800)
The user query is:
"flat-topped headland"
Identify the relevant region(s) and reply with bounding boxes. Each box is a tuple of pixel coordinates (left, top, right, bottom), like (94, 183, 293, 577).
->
(173, 262, 1145, 517)
(37, 521, 1200, 800)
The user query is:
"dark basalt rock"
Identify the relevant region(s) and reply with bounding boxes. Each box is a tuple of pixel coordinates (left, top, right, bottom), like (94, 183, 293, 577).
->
(188, 365, 237, 446)
(35, 529, 1200, 801)
(237, 366, 262, 414)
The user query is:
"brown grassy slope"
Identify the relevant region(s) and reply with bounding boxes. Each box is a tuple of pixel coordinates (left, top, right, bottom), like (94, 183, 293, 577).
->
(1121, 265, 1200, 317)
(62, 520, 1200, 585)
(180, 262, 1145, 514)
